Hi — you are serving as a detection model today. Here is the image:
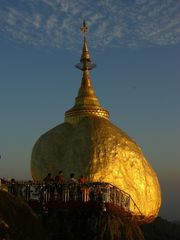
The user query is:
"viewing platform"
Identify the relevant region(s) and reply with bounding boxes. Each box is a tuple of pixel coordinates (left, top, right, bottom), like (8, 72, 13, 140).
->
(0, 181, 147, 222)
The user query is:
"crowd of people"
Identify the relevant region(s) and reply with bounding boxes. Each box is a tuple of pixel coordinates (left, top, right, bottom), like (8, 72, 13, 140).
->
(41, 171, 90, 202)
(43, 171, 87, 185)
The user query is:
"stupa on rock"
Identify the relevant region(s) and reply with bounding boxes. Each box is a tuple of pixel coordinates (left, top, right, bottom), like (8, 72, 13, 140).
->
(31, 21, 161, 220)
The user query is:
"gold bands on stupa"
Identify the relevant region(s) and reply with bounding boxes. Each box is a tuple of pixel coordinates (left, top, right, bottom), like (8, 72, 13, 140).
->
(65, 21, 109, 124)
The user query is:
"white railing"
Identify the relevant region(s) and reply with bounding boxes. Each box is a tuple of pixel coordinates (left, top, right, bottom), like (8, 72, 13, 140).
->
(3, 181, 143, 217)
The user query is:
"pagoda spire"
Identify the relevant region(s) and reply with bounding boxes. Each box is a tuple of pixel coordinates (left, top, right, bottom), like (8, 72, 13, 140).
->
(75, 20, 96, 97)
(65, 21, 109, 124)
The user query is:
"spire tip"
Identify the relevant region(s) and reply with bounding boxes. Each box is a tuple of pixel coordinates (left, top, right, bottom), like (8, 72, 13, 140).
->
(76, 21, 96, 71)
(80, 20, 88, 34)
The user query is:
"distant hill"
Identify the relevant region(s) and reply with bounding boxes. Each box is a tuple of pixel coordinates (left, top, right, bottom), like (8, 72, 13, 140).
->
(141, 217, 180, 240)
(173, 220, 180, 225)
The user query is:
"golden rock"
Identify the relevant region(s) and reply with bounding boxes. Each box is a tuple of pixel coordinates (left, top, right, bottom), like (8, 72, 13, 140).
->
(31, 21, 161, 219)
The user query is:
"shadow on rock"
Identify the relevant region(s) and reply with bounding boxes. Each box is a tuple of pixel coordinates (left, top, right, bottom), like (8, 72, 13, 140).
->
(0, 190, 46, 240)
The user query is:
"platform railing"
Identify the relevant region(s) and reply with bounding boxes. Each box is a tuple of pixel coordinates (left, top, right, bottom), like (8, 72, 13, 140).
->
(2, 181, 143, 218)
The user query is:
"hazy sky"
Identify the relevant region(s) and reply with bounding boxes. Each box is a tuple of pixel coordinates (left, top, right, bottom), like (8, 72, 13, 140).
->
(0, 0, 179, 221)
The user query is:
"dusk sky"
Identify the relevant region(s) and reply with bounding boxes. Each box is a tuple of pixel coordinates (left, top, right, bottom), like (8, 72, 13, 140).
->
(0, 0, 179, 221)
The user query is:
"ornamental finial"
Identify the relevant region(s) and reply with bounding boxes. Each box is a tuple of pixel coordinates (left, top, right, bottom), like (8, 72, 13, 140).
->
(80, 20, 88, 34)
(75, 21, 96, 71)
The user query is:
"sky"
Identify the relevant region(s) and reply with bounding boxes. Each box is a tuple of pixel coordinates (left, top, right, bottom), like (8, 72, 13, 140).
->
(0, 0, 179, 221)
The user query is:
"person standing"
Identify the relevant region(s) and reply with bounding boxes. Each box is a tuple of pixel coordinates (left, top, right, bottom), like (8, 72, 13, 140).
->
(68, 173, 78, 201)
(43, 173, 54, 183)
(55, 171, 65, 201)
(69, 173, 78, 184)
(55, 171, 64, 184)
(43, 173, 54, 201)
(78, 175, 87, 184)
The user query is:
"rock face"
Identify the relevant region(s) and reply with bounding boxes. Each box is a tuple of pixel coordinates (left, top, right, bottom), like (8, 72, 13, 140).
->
(31, 116, 161, 219)
(43, 202, 144, 240)
(0, 190, 45, 240)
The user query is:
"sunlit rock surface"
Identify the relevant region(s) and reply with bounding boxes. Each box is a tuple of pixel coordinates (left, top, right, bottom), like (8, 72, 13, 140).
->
(31, 116, 161, 219)
(0, 190, 45, 240)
